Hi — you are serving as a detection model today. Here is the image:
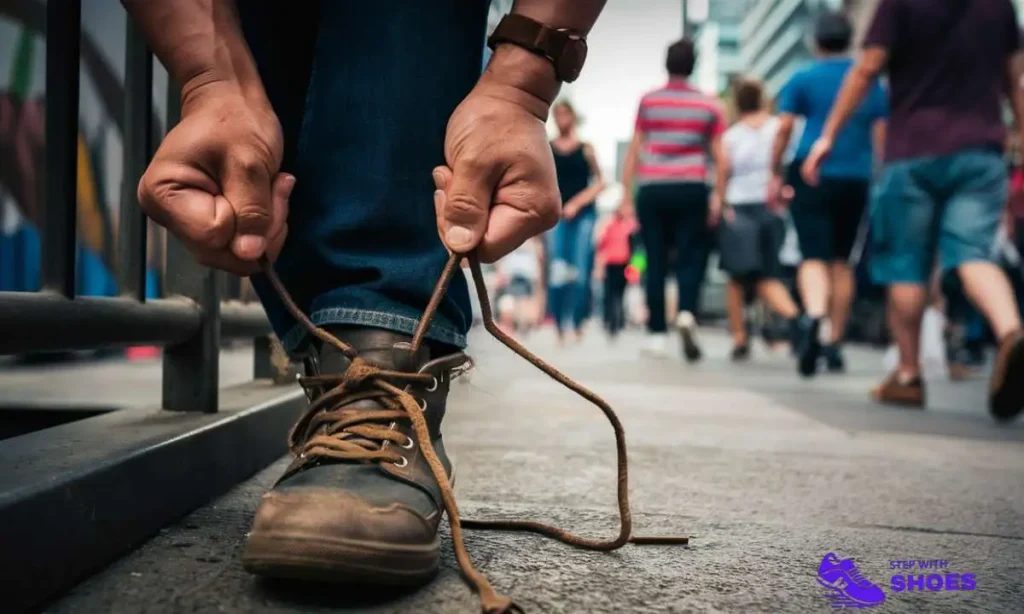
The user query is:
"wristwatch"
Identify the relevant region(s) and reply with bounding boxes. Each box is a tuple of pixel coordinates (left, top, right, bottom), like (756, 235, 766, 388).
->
(487, 14, 588, 83)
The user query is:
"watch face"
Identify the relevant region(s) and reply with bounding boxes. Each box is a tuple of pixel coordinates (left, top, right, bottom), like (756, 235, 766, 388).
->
(559, 38, 587, 83)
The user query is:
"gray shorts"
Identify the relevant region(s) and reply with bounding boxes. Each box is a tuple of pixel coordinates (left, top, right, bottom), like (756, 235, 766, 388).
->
(718, 203, 786, 281)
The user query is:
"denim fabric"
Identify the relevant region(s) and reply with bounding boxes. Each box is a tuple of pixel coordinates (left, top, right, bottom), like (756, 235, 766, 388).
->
(238, 1, 488, 352)
(636, 183, 711, 332)
(548, 209, 597, 332)
(870, 148, 1008, 285)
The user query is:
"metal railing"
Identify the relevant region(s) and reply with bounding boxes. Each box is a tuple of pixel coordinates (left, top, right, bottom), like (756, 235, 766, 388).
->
(0, 2, 276, 411)
(0, 8, 304, 610)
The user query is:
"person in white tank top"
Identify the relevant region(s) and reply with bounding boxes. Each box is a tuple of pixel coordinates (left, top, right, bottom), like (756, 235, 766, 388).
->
(714, 78, 803, 361)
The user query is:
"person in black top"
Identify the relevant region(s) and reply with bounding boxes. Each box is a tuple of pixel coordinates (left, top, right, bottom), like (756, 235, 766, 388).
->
(548, 100, 607, 343)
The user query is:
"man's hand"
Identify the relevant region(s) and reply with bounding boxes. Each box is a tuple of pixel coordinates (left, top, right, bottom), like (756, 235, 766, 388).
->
(801, 137, 833, 186)
(433, 81, 560, 263)
(138, 83, 293, 275)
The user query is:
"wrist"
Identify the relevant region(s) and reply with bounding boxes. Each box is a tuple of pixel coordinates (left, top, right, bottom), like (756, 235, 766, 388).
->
(479, 45, 559, 120)
(180, 74, 272, 117)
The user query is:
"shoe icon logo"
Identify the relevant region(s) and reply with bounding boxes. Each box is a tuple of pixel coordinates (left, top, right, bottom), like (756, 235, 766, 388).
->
(818, 552, 886, 608)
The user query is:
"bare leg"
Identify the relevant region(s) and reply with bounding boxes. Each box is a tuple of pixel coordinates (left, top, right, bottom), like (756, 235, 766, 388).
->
(727, 279, 748, 347)
(889, 283, 928, 378)
(958, 262, 1023, 341)
(828, 262, 856, 344)
(798, 260, 830, 318)
(757, 279, 800, 320)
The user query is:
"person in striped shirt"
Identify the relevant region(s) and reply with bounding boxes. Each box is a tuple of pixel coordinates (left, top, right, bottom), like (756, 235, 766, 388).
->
(622, 38, 727, 360)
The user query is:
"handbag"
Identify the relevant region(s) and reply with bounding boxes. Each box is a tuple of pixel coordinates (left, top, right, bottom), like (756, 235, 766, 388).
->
(718, 209, 762, 276)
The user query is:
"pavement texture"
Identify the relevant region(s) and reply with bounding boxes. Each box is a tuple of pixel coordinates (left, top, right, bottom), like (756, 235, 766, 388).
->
(28, 327, 1024, 614)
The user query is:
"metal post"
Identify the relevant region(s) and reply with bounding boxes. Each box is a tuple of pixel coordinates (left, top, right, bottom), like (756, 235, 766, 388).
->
(682, 0, 689, 37)
(161, 82, 221, 413)
(43, 0, 82, 298)
(119, 18, 152, 301)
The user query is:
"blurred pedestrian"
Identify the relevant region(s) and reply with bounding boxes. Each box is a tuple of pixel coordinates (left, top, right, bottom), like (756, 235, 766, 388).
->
(622, 38, 725, 361)
(595, 203, 638, 339)
(549, 100, 607, 344)
(803, 0, 1024, 420)
(494, 237, 545, 337)
(771, 12, 888, 377)
(716, 78, 802, 361)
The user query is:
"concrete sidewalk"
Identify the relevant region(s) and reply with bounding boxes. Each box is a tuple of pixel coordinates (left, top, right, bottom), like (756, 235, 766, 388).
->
(41, 328, 1024, 613)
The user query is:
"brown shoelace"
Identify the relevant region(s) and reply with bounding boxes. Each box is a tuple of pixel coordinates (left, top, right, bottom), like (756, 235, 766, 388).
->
(259, 252, 689, 614)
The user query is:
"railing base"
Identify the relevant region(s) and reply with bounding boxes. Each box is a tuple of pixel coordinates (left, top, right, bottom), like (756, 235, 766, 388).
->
(0, 382, 305, 614)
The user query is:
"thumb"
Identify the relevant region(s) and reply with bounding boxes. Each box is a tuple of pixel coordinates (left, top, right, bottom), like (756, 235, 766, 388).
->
(222, 155, 275, 261)
(437, 159, 494, 253)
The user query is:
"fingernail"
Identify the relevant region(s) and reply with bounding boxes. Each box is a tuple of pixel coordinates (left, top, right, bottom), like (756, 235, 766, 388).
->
(432, 170, 444, 189)
(446, 225, 473, 249)
(434, 189, 445, 209)
(284, 174, 297, 197)
(235, 235, 266, 258)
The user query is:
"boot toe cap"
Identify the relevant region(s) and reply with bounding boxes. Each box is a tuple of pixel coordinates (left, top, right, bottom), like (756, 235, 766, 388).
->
(243, 487, 441, 584)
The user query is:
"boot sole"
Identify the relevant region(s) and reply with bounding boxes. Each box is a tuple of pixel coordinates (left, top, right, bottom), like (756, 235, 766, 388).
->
(243, 532, 440, 586)
(990, 334, 1024, 422)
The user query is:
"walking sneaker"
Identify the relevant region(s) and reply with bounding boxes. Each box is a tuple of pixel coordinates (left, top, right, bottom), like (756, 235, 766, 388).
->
(675, 311, 702, 363)
(871, 371, 925, 408)
(823, 344, 846, 373)
(243, 327, 469, 585)
(730, 343, 751, 362)
(640, 332, 670, 358)
(989, 329, 1024, 422)
(817, 552, 886, 607)
(794, 316, 821, 378)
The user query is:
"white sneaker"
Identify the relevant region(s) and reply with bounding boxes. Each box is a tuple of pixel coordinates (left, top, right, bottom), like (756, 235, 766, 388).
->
(675, 311, 703, 363)
(641, 333, 670, 358)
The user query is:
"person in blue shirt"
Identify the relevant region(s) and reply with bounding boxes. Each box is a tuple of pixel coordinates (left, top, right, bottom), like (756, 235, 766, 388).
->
(770, 11, 888, 377)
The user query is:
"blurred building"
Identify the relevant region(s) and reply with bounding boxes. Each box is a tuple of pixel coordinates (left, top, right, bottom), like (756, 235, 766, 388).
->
(689, 0, 755, 95)
(739, 0, 846, 94)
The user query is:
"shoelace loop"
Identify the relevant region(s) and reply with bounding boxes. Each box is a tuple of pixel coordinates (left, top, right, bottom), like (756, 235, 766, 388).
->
(260, 251, 690, 614)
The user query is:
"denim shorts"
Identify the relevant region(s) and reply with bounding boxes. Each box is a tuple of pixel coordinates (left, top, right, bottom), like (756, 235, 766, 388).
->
(870, 148, 1008, 285)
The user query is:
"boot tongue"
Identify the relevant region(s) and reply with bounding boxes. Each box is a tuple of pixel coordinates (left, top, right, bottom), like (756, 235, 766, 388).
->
(316, 326, 430, 376)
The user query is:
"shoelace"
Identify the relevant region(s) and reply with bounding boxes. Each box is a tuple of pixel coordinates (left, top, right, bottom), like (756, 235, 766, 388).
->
(846, 565, 872, 587)
(259, 252, 690, 614)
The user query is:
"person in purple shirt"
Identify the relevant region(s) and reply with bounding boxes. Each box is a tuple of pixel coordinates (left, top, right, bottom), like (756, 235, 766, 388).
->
(803, 0, 1024, 421)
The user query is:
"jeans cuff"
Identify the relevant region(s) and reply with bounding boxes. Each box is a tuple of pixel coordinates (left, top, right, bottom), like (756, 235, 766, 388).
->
(279, 307, 467, 354)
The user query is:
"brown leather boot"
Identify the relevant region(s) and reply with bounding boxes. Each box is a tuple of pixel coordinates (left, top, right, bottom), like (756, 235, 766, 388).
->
(871, 371, 925, 408)
(243, 327, 469, 585)
(990, 329, 1024, 422)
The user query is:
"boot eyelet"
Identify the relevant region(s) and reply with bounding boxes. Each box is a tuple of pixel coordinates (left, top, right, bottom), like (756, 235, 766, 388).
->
(401, 437, 415, 450)
(393, 457, 408, 468)
(425, 376, 438, 392)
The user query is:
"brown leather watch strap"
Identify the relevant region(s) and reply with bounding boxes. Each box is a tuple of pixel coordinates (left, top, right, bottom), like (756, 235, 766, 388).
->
(487, 14, 587, 83)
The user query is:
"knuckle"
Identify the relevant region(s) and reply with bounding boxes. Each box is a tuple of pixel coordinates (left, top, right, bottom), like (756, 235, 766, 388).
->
(231, 150, 268, 181)
(457, 151, 491, 175)
(538, 197, 561, 229)
(444, 193, 484, 223)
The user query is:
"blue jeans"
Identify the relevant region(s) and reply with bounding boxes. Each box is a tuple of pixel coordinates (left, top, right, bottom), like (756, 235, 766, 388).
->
(871, 149, 1008, 285)
(547, 209, 596, 332)
(238, 1, 488, 351)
